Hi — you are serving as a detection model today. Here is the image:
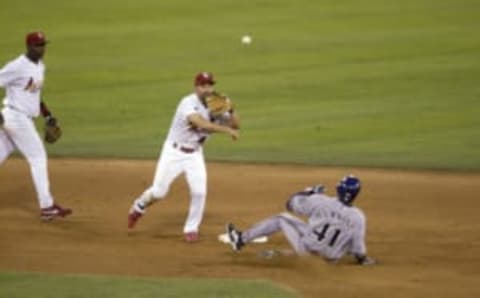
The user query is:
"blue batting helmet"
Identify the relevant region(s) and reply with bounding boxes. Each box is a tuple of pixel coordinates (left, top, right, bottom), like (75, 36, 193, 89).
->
(336, 175, 361, 205)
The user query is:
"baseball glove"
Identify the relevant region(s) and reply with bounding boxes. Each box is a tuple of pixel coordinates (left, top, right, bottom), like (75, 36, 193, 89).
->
(205, 91, 233, 117)
(44, 117, 62, 144)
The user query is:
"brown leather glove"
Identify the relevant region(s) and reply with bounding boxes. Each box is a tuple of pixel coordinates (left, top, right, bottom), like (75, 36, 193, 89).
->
(205, 91, 233, 117)
(44, 116, 62, 144)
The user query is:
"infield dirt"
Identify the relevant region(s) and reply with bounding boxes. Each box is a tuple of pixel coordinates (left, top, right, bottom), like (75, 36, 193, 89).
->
(1, 158, 479, 298)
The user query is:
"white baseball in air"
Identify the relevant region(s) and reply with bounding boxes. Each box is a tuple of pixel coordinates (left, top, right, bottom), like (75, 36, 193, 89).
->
(241, 35, 252, 45)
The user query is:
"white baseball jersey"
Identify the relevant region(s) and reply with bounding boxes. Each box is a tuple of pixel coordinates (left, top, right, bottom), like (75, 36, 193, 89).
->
(289, 194, 367, 260)
(165, 93, 212, 150)
(0, 54, 45, 117)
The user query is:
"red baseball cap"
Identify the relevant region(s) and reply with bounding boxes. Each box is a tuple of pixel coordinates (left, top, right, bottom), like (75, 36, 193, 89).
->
(26, 31, 48, 46)
(194, 72, 215, 86)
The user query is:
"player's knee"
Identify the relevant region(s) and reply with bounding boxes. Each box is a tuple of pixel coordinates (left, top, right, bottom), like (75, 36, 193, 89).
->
(151, 185, 168, 199)
(0, 149, 13, 164)
(191, 190, 206, 201)
(278, 212, 296, 220)
(0, 138, 14, 164)
(26, 155, 47, 168)
(23, 146, 47, 163)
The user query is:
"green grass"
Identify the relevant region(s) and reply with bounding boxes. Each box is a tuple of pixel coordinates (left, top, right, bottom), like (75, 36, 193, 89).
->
(1, 0, 479, 170)
(0, 272, 297, 298)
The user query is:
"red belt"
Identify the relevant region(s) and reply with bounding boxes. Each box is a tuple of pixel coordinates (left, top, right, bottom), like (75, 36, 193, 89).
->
(173, 143, 195, 154)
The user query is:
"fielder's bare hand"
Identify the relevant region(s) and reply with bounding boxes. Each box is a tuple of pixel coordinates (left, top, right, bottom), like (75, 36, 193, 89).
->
(228, 128, 240, 140)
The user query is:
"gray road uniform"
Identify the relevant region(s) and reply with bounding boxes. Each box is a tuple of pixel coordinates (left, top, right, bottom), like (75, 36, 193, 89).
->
(241, 192, 367, 261)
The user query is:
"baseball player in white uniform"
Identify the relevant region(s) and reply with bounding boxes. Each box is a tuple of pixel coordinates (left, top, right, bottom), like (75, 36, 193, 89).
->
(128, 72, 240, 242)
(0, 32, 72, 220)
(227, 175, 376, 265)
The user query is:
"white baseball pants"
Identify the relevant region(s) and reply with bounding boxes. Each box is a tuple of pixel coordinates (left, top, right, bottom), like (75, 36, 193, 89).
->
(137, 140, 207, 233)
(0, 107, 54, 208)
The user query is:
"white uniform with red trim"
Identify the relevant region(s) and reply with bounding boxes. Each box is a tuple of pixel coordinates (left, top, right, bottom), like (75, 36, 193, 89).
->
(133, 92, 217, 234)
(0, 54, 54, 208)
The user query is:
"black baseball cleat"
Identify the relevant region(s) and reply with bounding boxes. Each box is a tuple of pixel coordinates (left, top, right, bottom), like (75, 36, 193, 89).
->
(226, 223, 244, 251)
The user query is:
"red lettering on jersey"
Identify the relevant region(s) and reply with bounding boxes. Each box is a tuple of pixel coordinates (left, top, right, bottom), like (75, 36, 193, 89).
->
(23, 77, 42, 93)
(24, 77, 34, 91)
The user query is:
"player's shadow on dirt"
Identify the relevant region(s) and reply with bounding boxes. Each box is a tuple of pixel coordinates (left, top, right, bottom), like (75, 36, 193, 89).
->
(219, 251, 360, 271)
(218, 251, 312, 270)
(121, 211, 191, 240)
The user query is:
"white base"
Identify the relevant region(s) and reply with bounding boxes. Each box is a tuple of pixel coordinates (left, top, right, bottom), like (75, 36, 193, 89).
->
(218, 233, 268, 244)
